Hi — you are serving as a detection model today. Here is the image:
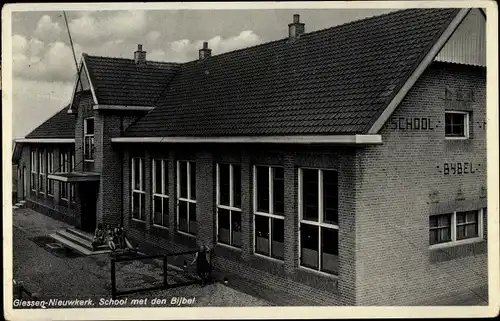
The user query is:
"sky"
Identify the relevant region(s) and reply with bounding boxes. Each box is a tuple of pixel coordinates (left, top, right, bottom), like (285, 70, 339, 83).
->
(9, 8, 395, 138)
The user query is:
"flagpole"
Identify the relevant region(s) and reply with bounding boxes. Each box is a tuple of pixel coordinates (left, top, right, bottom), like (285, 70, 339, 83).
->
(63, 11, 79, 74)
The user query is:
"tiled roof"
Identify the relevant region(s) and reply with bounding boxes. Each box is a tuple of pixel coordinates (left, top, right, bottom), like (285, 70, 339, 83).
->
(26, 105, 75, 138)
(124, 8, 459, 137)
(84, 55, 180, 106)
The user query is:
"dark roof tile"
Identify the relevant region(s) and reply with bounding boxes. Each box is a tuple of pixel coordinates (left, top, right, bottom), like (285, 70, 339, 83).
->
(124, 8, 459, 137)
(26, 105, 75, 138)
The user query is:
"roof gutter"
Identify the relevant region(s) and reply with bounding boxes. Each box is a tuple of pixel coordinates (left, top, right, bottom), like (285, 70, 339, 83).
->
(15, 138, 75, 144)
(367, 8, 471, 134)
(93, 105, 155, 111)
(111, 134, 382, 145)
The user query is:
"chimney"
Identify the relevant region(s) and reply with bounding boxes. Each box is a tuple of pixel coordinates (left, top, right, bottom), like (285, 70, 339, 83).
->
(288, 14, 305, 39)
(134, 44, 147, 65)
(199, 41, 212, 60)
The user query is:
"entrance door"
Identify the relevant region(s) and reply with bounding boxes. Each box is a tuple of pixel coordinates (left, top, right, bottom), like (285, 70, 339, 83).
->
(80, 182, 98, 233)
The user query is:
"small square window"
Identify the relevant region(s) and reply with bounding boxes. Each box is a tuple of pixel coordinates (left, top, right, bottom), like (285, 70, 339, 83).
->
(445, 111, 469, 139)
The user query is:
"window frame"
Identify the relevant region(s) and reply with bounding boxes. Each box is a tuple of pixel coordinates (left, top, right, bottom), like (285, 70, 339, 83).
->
(38, 150, 45, 195)
(83, 117, 95, 162)
(152, 158, 169, 229)
(298, 167, 339, 277)
(216, 163, 242, 249)
(252, 165, 285, 261)
(429, 209, 485, 249)
(176, 160, 197, 236)
(59, 152, 70, 201)
(30, 150, 37, 192)
(47, 151, 54, 196)
(131, 157, 146, 221)
(445, 111, 470, 140)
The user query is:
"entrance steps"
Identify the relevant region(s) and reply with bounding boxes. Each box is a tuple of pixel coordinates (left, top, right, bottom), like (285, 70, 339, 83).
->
(13, 200, 26, 210)
(50, 227, 110, 256)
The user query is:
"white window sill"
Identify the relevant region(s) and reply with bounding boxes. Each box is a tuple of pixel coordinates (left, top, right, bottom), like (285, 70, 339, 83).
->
(177, 230, 196, 238)
(217, 242, 242, 251)
(152, 224, 169, 230)
(429, 236, 484, 250)
(299, 265, 339, 279)
(254, 252, 284, 263)
(84, 159, 95, 163)
(445, 137, 469, 140)
(132, 218, 146, 223)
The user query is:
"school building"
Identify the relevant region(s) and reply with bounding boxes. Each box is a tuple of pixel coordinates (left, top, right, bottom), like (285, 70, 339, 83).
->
(12, 8, 488, 305)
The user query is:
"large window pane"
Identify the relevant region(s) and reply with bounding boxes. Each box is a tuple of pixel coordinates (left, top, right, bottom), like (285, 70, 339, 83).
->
(189, 202, 197, 234)
(154, 160, 162, 194)
(271, 218, 284, 259)
(232, 211, 242, 248)
(219, 164, 230, 206)
(190, 163, 196, 199)
(301, 223, 319, 269)
(323, 170, 338, 224)
(302, 169, 319, 221)
(321, 227, 338, 274)
(255, 215, 269, 255)
(162, 198, 169, 227)
(178, 201, 188, 232)
(256, 166, 270, 213)
(429, 213, 451, 244)
(218, 208, 230, 244)
(233, 165, 241, 208)
(132, 193, 140, 219)
(273, 167, 284, 215)
(163, 161, 168, 195)
(140, 194, 145, 220)
(153, 196, 162, 225)
(179, 162, 188, 198)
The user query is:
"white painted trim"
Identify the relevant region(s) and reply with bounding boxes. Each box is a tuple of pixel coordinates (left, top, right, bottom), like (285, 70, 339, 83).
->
(444, 110, 470, 139)
(82, 55, 99, 105)
(368, 8, 471, 134)
(16, 138, 75, 144)
(67, 57, 84, 114)
(93, 105, 155, 111)
(47, 173, 100, 182)
(299, 266, 339, 279)
(111, 135, 382, 144)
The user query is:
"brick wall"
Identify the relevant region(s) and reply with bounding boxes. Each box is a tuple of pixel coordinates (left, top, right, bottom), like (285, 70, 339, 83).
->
(20, 143, 81, 227)
(355, 62, 487, 305)
(118, 143, 357, 305)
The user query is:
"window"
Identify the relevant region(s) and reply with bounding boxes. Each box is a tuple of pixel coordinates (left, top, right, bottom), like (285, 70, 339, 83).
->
(131, 157, 145, 221)
(445, 111, 469, 139)
(429, 209, 484, 246)
(254, 165, 284, 260)
(30, 151, 37, 191)
(84, 118, 95, 161)
(217, 163, 242, 248)
(177, 161, 196, 235)
(38, 151, 45, 194)
(47, 151, 54, 196)
(70, 152, 75, 201)
(152, 159, 169, 228)
(299, 168, 339, 275)
(59, 152, 69, 200)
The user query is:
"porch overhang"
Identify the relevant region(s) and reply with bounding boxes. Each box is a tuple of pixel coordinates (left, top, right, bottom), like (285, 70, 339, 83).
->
(48, 172, 100, 182)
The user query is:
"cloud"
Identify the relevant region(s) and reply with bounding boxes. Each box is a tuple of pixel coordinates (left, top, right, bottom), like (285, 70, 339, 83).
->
(14, 41, 82, 83)
(34, 15, 62, 42)
(12, 34, 28, 53)
(69, 11, 147, 45)
(146, 30, 160, 43)
(165, 30, 263, 62)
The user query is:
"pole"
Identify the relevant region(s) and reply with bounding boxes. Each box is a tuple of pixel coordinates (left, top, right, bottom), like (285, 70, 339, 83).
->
(63, 11, 79, 74)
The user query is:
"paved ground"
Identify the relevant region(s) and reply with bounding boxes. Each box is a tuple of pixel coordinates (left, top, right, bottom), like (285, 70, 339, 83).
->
(11, 208, 271, 308)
